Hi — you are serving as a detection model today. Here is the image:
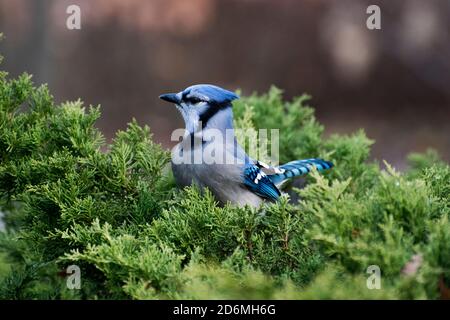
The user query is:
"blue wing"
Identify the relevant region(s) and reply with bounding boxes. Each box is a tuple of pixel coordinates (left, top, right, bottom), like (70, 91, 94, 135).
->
(243, 164, 281, 202)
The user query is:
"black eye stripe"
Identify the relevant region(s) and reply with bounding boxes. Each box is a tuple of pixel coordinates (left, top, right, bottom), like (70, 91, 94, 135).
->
(186, 97, 202, 104)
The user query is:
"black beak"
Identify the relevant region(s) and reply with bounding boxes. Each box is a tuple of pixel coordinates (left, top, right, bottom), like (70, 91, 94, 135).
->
(159, 93, 180, 104)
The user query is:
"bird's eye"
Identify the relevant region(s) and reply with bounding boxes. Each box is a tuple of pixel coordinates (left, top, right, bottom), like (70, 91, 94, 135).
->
(186, 97, 202, 105)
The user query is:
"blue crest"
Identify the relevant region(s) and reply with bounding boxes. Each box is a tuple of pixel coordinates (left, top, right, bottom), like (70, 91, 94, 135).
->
(182, 84, 239, 105)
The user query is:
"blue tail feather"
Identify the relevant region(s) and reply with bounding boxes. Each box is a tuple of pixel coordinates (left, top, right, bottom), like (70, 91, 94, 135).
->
(268, 158, 333, 185)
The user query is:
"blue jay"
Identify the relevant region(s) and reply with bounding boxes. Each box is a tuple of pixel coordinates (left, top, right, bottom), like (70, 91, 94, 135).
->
(160, 84, 333, 207)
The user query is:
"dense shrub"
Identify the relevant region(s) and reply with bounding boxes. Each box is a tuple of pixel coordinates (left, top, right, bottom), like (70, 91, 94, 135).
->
(0, 58, 449, 299)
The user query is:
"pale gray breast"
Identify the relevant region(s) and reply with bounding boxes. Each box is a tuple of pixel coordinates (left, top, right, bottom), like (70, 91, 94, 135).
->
(171, 141, 263, 207)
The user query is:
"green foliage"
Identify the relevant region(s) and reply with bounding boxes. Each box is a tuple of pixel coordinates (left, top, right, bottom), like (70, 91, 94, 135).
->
(233, 87, 326, 164)
(0, 70, 449, 299)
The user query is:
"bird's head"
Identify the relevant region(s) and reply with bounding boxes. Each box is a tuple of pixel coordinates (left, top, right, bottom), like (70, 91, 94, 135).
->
(159, 84, 239, 133)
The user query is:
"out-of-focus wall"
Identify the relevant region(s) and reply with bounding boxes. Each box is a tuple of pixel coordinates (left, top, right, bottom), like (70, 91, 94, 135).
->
(1, 0, 449, 167)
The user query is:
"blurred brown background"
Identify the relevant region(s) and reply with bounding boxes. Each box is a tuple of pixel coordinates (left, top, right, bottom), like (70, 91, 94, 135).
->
(0, 0, 449, 168)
